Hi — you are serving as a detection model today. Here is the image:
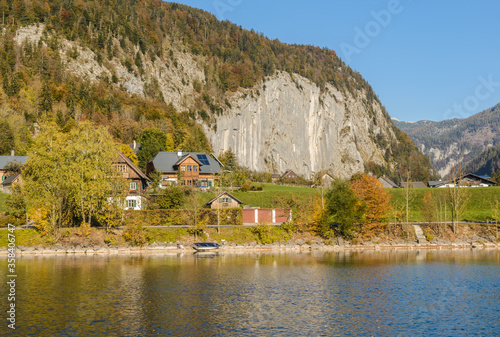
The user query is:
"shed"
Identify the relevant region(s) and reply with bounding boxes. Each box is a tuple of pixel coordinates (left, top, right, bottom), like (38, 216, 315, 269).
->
(206, 192, 243, 209)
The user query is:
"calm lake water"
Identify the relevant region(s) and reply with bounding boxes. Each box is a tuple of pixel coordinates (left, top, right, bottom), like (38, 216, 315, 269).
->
(1, 249, 499, 336)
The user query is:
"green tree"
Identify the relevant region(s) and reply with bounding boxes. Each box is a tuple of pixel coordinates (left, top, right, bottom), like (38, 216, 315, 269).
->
(0, 119, 14, 155)
(325, 179, 364, 238)
(137, 128, 167, 169)
(157, 186, 185, 209)
(218, 148, 238, 172)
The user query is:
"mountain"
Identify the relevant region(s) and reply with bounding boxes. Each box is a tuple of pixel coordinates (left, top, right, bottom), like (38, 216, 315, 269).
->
(462, 145, 500, 177)
(394, 103, 500, 177)
(0, 0, 434, 181)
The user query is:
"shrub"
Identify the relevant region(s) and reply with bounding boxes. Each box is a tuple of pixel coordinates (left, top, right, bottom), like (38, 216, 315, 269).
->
(123, 223, 147, 246)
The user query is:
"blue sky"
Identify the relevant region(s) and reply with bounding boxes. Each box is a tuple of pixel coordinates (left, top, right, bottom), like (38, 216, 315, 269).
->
(172, 0, 500, 122)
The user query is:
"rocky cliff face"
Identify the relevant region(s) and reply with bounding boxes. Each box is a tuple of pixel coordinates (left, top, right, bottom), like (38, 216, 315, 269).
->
(204, 72, 393, 179)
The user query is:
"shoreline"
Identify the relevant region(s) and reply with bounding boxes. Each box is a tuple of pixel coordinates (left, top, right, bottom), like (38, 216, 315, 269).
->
(2, 241, 499, 256)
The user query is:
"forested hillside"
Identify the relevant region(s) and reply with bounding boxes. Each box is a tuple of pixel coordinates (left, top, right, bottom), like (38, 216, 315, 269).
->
(462, 145, 500, 178)
(0, 0, 435, 181)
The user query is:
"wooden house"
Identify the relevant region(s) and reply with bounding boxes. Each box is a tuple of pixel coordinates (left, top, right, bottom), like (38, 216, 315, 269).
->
(0, 155, 28, 184)
(147, 150, 221, 188)
(113, 152, 150, 210)
(1, 174, 20, 194)
(281, 169, 298, 180)
(206, 192, 243, 209)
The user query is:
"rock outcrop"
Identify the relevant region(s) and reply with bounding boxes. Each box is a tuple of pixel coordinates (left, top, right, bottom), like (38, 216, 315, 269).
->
(204, 72, 393, 179)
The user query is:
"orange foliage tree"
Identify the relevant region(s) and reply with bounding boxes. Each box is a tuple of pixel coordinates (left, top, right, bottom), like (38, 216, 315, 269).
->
(351, 175, 392, 234)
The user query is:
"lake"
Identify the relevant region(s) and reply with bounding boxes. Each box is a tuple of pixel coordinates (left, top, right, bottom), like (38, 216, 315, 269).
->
(1, 249, 499, 336)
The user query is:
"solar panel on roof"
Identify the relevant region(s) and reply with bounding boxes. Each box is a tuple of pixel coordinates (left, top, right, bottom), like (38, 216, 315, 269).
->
(196, 154, 210, 165)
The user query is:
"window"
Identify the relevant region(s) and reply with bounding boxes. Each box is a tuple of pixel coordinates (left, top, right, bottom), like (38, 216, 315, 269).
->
(130, 182, 138, 190)
(219, 197, 232, 203)
(193, 165, 198, 172)
(115, 164, 128, 172)
(127, 200, 137, 208)
(180, 165, 186, 172)
(187, 165, 192, 172)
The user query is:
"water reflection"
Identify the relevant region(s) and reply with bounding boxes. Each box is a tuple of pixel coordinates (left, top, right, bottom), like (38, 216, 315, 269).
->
(1, 250, 498, 336)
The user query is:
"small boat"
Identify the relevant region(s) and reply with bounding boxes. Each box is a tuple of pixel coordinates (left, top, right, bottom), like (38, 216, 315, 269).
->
(192, 242, 221, 251)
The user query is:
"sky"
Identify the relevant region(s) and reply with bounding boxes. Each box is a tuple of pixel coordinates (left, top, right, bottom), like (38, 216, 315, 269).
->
(171, 0, 500, 122)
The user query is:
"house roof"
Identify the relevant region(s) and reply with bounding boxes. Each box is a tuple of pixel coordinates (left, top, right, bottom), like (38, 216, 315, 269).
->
(429, 173, 496, 188)
(400, 181, 427, 189)
(1, 174, 20, 186)
(118, 152, 150, 181)
(150, 152, 222, 174)
(428, 181, 446, 188)
(378, 176, 399, 188)
(455, 173, 496, 185)
(0, 156, 28, 170)
(206, 192, 243, 206)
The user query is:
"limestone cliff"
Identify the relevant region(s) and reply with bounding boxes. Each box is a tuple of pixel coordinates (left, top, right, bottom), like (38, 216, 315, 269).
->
(204, 72, 393, 179)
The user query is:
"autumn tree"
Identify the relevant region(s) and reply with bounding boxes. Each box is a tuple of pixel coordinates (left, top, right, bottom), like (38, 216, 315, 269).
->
(351, 174, 392, 234)
(120, 143, 139, 166)
(20, 122, 126, 238)
(446, 166, 471, 233)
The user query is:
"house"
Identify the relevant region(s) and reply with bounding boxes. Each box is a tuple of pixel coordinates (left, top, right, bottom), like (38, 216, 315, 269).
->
(271, 174, 281, 183)
(429, 173, 496, 188)
(146, 150, 222, 188)
(378, 177, 399, 189)
(281, 169, 298, 180)
(0, 155, 28, 184)
(320, 173, 334, 188)
(206, 192, 243, 209)
(1, 174, 20, 194)
(0, 155, 28, 193)
(400, 181, 427, 189)
(113, 152, 151, 210)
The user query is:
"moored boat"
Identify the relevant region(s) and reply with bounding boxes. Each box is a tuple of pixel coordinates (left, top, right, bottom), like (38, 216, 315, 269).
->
(192, 242, 221, 251)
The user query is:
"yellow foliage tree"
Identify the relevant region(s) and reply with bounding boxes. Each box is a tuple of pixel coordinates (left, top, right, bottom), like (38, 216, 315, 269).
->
(351, 175, 392, 234)
(120, 143, 139, 166)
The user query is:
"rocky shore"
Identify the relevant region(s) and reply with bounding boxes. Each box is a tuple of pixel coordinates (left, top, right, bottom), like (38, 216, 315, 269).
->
(3, 238, 499, 256)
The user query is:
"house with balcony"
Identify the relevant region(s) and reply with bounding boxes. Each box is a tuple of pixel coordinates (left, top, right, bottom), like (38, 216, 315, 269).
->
(146, 150, 222, 188)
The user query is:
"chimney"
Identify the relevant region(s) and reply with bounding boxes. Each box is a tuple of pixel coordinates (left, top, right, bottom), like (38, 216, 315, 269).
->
(177, 149, 182, 157)
(11, 150, 14, 156)
(133, 140, 136, 150)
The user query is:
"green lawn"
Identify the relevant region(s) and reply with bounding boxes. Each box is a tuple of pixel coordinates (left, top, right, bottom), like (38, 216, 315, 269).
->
(389, 186, 500, 222)
(0, 192, 7, 213)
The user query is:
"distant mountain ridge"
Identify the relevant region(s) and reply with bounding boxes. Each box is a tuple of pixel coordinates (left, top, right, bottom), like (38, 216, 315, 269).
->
(394, 103, 500, 177)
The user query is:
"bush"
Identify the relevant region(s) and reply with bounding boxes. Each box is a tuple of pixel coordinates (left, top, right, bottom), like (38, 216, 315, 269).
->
(123, 223, 147, 246)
